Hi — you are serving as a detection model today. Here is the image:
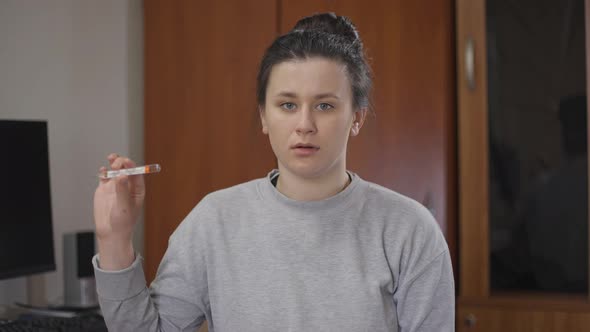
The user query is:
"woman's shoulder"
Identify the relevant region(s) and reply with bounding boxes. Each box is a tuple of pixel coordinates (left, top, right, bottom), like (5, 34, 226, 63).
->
(360, 179, 430, 218)
(359, 178, 443, 243)
(358, 179, 449, 272)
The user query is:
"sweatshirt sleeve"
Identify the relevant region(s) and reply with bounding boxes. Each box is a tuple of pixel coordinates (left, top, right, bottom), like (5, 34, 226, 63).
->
(93, 207, 210, 332)
(392, 203, 455, 332)
(393, 249, 455, 331)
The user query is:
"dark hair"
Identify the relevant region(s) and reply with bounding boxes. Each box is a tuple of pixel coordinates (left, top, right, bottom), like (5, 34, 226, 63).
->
(256, 13, 372, 111)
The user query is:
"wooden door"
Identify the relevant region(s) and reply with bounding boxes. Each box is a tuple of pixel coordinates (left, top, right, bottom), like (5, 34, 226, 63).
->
(143, 0, 277, 281)
(457, 0, 590, 330)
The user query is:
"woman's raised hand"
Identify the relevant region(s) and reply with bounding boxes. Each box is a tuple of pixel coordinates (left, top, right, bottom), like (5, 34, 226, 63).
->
(93, 153, 145, 270)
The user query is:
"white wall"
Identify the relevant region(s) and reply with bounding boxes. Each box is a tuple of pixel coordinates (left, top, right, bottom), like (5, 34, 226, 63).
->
(0, 0, 143, 305)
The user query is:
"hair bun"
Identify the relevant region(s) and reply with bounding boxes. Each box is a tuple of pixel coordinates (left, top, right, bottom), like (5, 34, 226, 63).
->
(292, 12, 360, 42)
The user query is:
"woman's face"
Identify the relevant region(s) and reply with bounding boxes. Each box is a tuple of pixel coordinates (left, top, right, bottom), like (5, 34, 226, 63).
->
(260, 57, 365, 180)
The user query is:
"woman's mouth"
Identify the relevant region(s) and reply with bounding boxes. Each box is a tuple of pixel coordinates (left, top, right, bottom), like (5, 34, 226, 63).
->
(292, 144, 319, 156)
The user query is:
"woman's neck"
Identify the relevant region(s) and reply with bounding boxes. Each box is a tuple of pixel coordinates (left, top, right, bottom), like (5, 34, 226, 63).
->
(275, 166, 351, 201)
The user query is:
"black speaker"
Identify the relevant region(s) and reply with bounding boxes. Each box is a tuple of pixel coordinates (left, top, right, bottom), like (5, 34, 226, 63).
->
(63, 231, 97, 308)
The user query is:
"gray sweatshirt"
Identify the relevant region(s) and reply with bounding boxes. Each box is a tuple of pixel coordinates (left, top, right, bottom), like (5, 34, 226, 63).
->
(93, 170, 455, 331)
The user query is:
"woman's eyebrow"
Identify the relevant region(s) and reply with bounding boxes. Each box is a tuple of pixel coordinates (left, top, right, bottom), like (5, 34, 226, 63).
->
(274, 91, 340, 99)
(314, 93, 340, 100)
(275, 91, 297, 98)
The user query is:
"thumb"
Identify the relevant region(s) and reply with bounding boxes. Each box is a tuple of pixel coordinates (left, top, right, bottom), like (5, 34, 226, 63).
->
(115, 175, 130, 195)
(115, 176, 135, 212)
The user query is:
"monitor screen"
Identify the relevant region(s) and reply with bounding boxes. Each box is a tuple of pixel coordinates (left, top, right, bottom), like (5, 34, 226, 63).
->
(0, 120, 55, 280)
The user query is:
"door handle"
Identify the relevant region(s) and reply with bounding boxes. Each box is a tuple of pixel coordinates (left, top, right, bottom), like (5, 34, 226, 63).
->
(465, 36, 476, 90)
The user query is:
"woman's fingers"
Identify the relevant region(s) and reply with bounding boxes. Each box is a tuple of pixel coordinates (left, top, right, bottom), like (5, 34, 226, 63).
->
(121, 158, 137, 169)
(107, 154, 139, 170)
(102, 155, 145, 195)
(107, 153, 119, 163)
(111, 156, 129, 170)
(98, 166, 109, 184)
(118, 158, 144, 193)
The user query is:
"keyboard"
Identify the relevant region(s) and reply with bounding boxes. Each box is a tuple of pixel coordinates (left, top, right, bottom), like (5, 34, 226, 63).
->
(0, 313, 107, 332)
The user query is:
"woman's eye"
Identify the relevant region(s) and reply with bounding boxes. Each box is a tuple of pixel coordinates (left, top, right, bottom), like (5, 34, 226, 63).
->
(280, 102, 296, 111)
(317, 103, 334, 111)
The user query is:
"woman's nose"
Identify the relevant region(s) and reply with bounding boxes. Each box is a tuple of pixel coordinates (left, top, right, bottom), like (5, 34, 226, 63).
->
(295, 108, 317, 134)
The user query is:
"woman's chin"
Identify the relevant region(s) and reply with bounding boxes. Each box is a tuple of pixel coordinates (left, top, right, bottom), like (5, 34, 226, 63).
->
(280, 162, 331, 180)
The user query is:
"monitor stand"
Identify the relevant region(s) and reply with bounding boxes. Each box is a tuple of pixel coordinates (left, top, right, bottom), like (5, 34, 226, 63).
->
(26, 275, 47, 307)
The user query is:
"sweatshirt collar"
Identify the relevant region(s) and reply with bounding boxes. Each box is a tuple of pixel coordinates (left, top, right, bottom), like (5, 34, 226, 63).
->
(258, 169, 363, 214)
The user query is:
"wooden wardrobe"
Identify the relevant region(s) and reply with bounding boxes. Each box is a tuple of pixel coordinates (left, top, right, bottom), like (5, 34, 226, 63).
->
(144, 1, 455, 330)
(457, 0, 590, 330)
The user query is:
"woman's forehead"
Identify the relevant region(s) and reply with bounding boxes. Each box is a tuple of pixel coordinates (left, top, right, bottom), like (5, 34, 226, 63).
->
(266, 58, 351, 98)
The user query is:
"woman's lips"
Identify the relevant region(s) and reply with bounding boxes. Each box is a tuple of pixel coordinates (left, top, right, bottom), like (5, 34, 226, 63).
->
(292, 146, 319, 156)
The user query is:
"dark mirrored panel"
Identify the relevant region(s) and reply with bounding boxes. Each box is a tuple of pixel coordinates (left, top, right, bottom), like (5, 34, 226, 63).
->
(487, 0, 588, 293)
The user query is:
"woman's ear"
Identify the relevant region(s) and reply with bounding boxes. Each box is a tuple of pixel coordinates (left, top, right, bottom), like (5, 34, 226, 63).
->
(350, 108, 368, 137)
(259, 106, 268, 135)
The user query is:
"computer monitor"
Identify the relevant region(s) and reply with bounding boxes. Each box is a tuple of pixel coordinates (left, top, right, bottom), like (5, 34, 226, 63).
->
(0, 120, 55, 280)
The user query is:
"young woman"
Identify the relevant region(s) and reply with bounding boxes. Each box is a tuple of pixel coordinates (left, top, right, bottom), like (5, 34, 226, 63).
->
(93, 13, 454, 332)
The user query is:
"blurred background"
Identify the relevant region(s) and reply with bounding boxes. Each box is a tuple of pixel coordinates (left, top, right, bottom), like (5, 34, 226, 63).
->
(0, 0, 144, 308)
